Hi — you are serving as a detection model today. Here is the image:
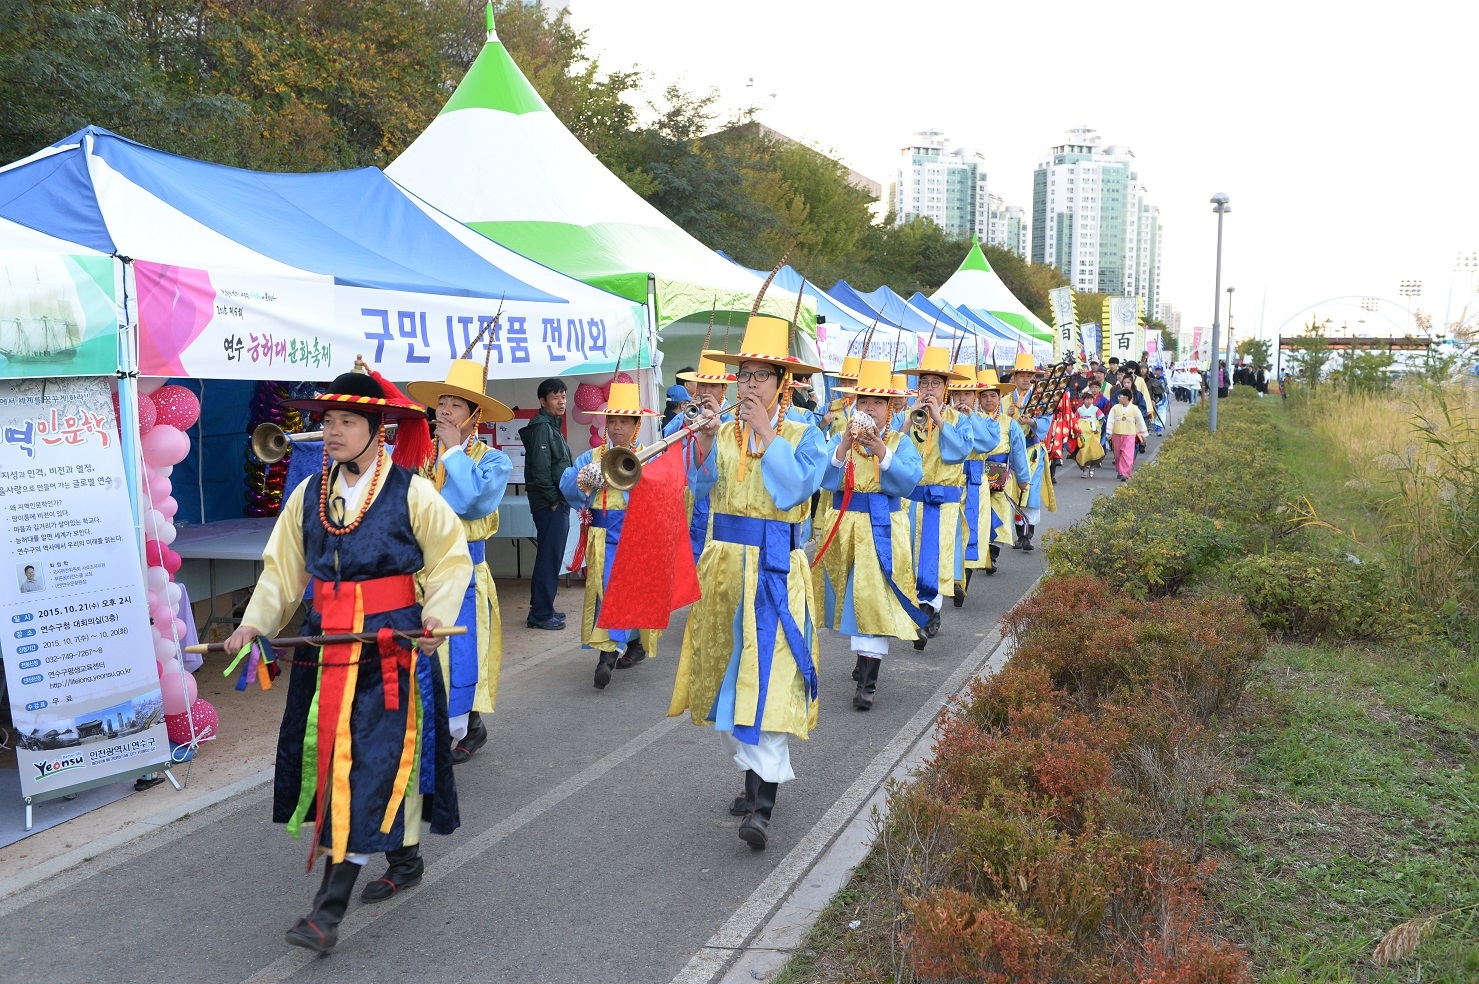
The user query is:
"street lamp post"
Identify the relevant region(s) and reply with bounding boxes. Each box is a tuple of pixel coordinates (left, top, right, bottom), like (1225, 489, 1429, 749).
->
(1398, 279, 1422, 336)
(1226, 286, 1236, 381)
(1208, 193, 1231, 433)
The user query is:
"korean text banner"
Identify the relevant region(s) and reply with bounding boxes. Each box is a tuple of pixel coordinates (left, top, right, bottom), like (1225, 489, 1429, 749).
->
(134, 262, 648, 382)
(0, 377, 168, 798)
(1048, 287, 1077, 362)
(1101, 296, 1143, 361)
(0, 251, 120, 380)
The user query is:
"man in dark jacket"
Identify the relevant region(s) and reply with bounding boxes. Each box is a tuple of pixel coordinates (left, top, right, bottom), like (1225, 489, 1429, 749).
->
(521, 379, 573, 630)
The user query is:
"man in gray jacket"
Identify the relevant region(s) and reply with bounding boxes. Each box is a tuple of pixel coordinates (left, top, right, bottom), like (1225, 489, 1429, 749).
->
(521, 379, 573, 629)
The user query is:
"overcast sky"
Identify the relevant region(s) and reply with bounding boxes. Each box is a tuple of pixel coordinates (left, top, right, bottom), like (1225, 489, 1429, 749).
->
(564, 0, 1478, 341)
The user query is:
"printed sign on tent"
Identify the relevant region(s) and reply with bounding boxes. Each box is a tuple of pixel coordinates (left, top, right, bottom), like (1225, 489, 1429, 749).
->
(0, 251, 121, 380)
(134, 262, 648, 382)
(0, 377, 168, 801)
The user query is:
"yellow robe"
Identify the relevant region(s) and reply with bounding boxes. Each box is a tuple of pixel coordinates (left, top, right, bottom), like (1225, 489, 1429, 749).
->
(908, 406, 967, 599)
(669, 420, 821, 740)
(965, 414, 1013, 571)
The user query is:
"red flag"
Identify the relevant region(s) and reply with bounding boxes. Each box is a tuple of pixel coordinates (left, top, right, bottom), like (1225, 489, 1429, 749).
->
(1046, 389, 1077, 461)
(596, 443, 701, 630)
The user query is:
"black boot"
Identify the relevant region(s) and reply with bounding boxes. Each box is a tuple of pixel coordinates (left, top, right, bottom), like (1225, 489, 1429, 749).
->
(850, 651, 864, 682)
(952, 583, 965, 607)
(738, 773, 778, 850)
(913, 627, 928, 651)
(615, 639, 647, 669)
(285, 860, 361, 953)
(853, 656, 881, 711)
(986, 544, 999, 575)
(1011, 524, 1025, 549)
(965, 568, 974, 589)
(451, 711, 487, 764)
(730, 769, 756, 816)
(924, 604, 942, 638)
(593, 649, 618, 689)
(1022, 524, 1036, 552)
(360, 844, 424, 903)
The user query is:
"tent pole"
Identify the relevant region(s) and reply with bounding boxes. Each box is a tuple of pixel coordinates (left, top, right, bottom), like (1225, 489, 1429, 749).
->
(114, 257, 147, 563)
(644, 274, 660, 445)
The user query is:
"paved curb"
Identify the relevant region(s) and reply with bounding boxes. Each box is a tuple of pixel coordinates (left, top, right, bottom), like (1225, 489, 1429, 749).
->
(0, 767, 272, 906)
(670, 579, 1038, 984)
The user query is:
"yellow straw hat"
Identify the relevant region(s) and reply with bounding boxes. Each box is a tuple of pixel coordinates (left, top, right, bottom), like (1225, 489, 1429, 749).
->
(949, 361, 985, 391)
(915, 345, 971, 382)
(593, 382, 659, 417)
(1011, 352, 1037, 375)
(406, 359, 514, 422)
(891, 373, 912, 396)
(976, 368, 1010, 393)
(718, 315, 822, 375)
(838, 359, 910, 397)
(676, 350, 736, 384)
(837, 354, 862, 380)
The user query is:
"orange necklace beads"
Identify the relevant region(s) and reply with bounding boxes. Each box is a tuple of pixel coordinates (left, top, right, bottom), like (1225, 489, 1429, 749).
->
(319, 427, 387, 537)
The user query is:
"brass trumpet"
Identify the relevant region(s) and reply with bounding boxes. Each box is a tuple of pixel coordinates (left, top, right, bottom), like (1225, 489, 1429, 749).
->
(908, 406, 932, 430)
(250, 421, 401, 463)
(601, 400, 740, 491)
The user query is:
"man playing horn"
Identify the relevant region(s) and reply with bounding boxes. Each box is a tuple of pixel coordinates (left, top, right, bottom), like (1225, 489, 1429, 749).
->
(966, 369, 1027, 576)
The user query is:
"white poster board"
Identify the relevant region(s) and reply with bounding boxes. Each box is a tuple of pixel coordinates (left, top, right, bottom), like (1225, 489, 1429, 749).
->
(0, 377, 168, 802)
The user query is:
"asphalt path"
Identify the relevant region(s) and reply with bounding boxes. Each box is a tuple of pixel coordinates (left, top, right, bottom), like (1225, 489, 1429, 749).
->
(0, 404, 1180, 984)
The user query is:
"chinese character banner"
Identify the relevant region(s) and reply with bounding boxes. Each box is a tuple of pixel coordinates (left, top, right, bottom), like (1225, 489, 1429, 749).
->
(0, 377, 168, 798)
(0, 251, 121, 380)
(134, 262, 649, 382)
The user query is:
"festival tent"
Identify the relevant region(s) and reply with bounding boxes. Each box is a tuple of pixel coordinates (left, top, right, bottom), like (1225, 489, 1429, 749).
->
(909, 292, 1019, 365)
(932, 237, 1054, 343)
(386, 7, 809, 332)
(859, 284, 984, 358)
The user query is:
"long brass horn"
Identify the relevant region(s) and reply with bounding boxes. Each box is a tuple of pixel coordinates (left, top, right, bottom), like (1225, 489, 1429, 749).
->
(908, 407, 932, 431)
(600, 400, 740, 491)
(250, 421, 400, 464)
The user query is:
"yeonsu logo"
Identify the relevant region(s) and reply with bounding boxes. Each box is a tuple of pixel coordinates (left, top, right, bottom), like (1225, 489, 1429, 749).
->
(35, 754, 85, 781)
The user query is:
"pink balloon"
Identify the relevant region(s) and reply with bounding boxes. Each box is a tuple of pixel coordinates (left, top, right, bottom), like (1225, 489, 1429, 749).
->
(157, 521, 177, 546)
(145, 540, 167, 567)
(160, 668, 197, 715)
(151, 385, 201, 431)
(146, 565, 169, 593)
(163, 548, 182, 575)
(154, 636, 178, 662)
(150, 603, 174, 627)
(157, 497, 178, 519)
(148, 476, 172, 503)
(171, 617, 187, 641)
(141, 425, 190, 467)
(146, 590, 160, 610)
(144, 508, 166, 537)
(164, 581, 182, 606)
(138, 377, 167, 395)
(137, 392, 158, 435)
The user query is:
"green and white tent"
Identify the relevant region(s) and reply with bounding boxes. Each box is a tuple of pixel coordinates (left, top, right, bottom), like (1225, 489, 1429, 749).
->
(932, 237, 1054, 342)
(386, 6, 810, 333)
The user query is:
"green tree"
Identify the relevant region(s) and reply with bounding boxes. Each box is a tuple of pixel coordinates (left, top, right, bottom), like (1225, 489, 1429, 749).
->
(1236, 337, 1273, 368)
(1286, 319, 1334, 390)
(1329, 350, 1397, 392)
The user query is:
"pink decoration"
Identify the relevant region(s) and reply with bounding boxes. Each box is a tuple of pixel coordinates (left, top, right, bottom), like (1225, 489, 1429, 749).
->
(138, 377, 168, 395)
(160, 667, 197, 715)
(164, 582, 182, 607)
(148, 476, 172, 503)
(163, 548, 182, 575)
(171, 617, 187, 641)
(588, 424, 602, 449)
(573, 380, 609, 412)
(134, 261, 216, 378)
(150, 603, 173, 627)
(147, 589, 160, 610)
(154, 636, 178, 662)
(157, 497, 179, 519)
(145, 540, 167, 567)
(146, 566, 169, 593)
(157, 521, 177, 546)
(614, 371, 634, 385)
(141, 425, 190, 467)
(165, 698, 218, 744)
(150, 385, 201, 431)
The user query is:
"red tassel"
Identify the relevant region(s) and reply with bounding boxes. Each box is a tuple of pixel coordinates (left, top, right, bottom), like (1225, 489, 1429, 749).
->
(369, 370, 434, 470)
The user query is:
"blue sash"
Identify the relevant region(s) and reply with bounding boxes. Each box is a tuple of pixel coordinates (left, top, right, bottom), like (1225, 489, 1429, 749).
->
(589, 508, 631, 646)
(444, 538, 488, 718)
(834, 491, 929, 627)
(906, 484, 963, 599)
(961, 460, 984, 563)
(710, 513, 817, 745)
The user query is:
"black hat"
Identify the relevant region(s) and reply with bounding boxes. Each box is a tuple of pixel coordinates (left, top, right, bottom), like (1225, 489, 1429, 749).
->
(284, 368, 427, 420)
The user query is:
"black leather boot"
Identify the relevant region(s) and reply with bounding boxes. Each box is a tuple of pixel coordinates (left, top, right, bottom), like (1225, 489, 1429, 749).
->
(738, 774, 777, 850)
(850, 651, 864, 682)
(730, 769, 756, 816)
(965, 568, 974, 589)
(1012, 523, 1025, 549)
(853, 656, 881, 711)
(1022, 524, 1036, 552)
(451, 712, 487, 764)
(360, 844, 424, 903)
(986, 544, 999, 574)
(924, 604, 941, 638)
(615, 639, 647, 669)
(593, 649, 618, 689)
(285, 860, 361, 953)
(952, 583, 965, 607)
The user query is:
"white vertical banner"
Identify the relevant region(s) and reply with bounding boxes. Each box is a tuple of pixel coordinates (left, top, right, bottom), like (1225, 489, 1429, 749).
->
(1107, 296, 1142, 360)
(0, 377, 167, 801)
(1047, 287, 1077, 363)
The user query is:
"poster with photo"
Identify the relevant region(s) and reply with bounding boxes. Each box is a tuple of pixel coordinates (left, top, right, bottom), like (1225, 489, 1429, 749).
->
(0, 376, 167, 800)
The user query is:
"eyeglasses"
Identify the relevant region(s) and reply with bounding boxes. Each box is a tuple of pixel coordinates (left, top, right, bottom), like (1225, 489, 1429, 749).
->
(735, 369, 778, 383)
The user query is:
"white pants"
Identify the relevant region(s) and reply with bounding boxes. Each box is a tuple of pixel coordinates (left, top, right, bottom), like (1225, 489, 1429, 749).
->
(1021, 506, 1041, 525)
(723, 730, 795, 784)
(850, 634, 889, 658)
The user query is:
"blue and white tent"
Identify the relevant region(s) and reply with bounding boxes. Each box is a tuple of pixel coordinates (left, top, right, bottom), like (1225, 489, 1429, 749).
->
(0, 127, 646, 381)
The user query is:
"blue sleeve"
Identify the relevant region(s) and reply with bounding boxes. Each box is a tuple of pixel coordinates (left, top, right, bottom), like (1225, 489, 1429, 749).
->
(938, 415, 972, 465)
(438, 446, 511, 520)
(662, 414, 684, 438)
(761, 423, 826, 511)
(821, 446, 845, 493)
(974, 414, 1001, 452)
(1008, 420, 1029, 483)
(560, 449, 595, 508)
(688, 436, 719, 501)
(879, 437, 923, 497)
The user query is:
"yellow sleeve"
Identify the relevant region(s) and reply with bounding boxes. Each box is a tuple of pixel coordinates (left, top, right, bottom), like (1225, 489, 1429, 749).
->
(241, 483, 311, 637)
(408, 474, 473, 629)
